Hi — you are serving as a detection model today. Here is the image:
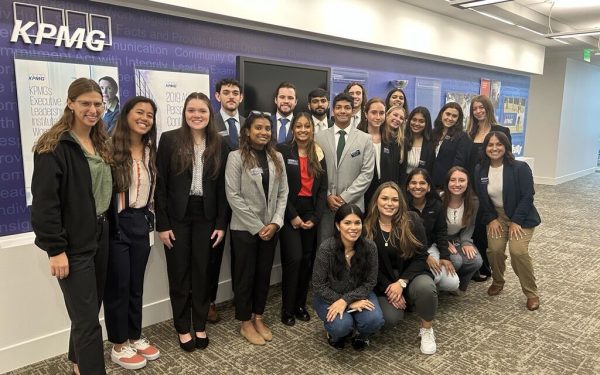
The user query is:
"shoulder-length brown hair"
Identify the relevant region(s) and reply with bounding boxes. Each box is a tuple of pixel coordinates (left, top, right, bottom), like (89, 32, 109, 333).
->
(466, 95, 498, 139)
(358, 97, 389, 142)
(364, 182, 422, 259)
(174, 92, 223, 179)
(111, 96, 158, 192)
(239, 111, 283, 176)
(442, 166, 476, 226)
(291, 112, 323, 177)
(33, 78, 111, 162)
(433, 102, 464, 143)
(481, 131, 514, 166)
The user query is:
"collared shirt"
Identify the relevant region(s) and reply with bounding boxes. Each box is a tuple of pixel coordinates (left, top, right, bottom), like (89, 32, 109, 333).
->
(220, 108, 240, 136)
(333, 123, 350, 165)
(349, 110, 361, 131)
(276, 112, 294, 139)
(312, 115, 329, 133)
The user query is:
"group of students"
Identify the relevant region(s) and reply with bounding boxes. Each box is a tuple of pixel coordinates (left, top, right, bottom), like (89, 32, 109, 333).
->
(30, 77, 540, 374)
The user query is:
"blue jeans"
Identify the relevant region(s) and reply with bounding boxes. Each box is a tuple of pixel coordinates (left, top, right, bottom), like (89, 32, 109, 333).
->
(313, 292, 384, 341)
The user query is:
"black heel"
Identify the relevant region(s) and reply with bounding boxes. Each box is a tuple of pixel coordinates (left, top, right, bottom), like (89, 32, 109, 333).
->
(195, 336, 209, 349)
(179, 337, 195, 352)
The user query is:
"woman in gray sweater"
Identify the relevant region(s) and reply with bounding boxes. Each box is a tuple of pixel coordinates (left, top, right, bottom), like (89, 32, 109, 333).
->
(312, 204, 384, 350)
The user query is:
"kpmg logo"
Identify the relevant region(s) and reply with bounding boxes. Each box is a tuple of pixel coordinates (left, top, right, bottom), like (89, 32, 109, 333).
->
(10, 2, 112, 52)
(28, 74, 45, 81)
(165, 82, 177, 88)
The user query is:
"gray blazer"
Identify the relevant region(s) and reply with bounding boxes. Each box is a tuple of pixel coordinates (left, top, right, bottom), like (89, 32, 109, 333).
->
(315, 126, 375, 210)
(225, 150, 289, 235)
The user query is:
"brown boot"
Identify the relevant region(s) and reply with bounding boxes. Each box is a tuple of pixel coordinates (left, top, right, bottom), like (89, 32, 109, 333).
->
(240, 322, 265, 345)
(207, 303, 221, 323)
(526, 297, 540, 311)
(487, 284, 504, 296)
(253, 317, 272, 341)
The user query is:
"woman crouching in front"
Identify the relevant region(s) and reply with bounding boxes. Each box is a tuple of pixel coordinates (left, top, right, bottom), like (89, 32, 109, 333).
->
(312, 204, 384, 350)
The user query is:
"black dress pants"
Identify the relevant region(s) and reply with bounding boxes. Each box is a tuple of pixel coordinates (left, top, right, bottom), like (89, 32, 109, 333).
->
(279, 197, 318, 313)
(230, 230, 278, 321)
(474, 207, 491, 276)
(104, 207, 151, 343)
(164, 197, 214, 333)
(208, 232, 226, 303)
(58, 215, 109, 375)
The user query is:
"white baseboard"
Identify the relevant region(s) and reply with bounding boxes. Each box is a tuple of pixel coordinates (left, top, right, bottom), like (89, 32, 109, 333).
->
(534, 167, 596, 185)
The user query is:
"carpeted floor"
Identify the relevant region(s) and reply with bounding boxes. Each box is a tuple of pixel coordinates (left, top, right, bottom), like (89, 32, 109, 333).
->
(9, 173, 600, 375)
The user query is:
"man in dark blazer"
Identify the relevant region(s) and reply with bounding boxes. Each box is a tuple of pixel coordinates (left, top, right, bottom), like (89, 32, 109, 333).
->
(215, 78, 245, 150)
(271, 82, 297, 144)
(308, 88, 333, 134)
(315, 93, 375, 243)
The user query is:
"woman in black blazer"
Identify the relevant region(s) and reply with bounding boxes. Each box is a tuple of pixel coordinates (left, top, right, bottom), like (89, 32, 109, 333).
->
(400, 107, 435, 188)
(431, 102, 471, 191)
(358, 98, 401, 207)
(466, 95, 511, 281)
(155, 92, 229, 351)
(474, 131, 540, 311)
(277, 112, 327, 326)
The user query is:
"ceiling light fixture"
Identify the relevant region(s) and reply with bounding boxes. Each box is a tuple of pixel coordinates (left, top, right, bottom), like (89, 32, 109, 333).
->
(545, 29, 600, 39)
(448, 0, 512, 8)
(470, 9, 515, 25)
(516, 25, 545, 36)
(554, 39, 570, 45)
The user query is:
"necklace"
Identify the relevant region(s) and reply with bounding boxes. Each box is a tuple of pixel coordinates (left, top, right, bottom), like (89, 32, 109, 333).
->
(380, 227, 391, 247)
(344, 249, 354, 259)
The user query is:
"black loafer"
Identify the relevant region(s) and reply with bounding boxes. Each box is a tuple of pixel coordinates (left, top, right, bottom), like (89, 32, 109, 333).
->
(327, 334, 345, 349)
(351, 337, 370, 351)
(281, 311, 296, 326)
(179, 337, 195, 352)
(195, 336, 209, 350)
(295, 307, 311, 322)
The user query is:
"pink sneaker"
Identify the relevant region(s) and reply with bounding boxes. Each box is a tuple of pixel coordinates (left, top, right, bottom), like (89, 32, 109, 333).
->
(130, 338, 160, 360)
(111, 345, 147, 370)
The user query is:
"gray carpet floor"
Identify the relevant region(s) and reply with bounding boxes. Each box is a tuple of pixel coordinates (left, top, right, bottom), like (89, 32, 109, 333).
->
(9, 173, 600, 375)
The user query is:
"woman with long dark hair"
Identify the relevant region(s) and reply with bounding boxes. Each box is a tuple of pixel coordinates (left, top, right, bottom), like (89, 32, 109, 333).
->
(474, 132, 540, 311)
(277, 112, 327, 326)
(312, 204, 384, 350)
(385, 88, 409, 114)
(406, 168, 460, 292)
(441, 166, 483, 292)
(155, 92, 229, 351)
(365, 182, 438, 354)
(431, 102, 471, 191)
(31, 78, 112, 375)
(400, 107, 435, 187)
(104, 97, 160, 369)
(225, 111, 288, 345)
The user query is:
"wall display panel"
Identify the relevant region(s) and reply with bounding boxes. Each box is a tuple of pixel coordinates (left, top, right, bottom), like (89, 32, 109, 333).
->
(13, 57, 118, 206)
(134, 68, 210, 140)
(414, 77, 442, 117)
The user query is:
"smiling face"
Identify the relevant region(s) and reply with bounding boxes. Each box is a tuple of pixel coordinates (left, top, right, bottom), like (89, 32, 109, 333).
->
(386, 108, 405, 131)
(442, 107, 460, 128)
(366, 102, 385, 128)
(309, 96, 329, 117)
(448, 170, 468, 197)
(377, 187, 400, 220)
(410, 112, 426, 135)
(127, 102, 154, 137)
(347, 85, 363, 110)
(407, 173, 429, 200)
(333, 99, 353, 128)
(389, 90, 405, 108)
(246, 117, 272, 149)
(292, 115, 313, 143)
(336, 213, 362, 244)
(486, 135, 506, 163)
(472, 100, 487, 122)
(185, 98, 210, 133)
(67, 91, 104, 130)
(216, 84, 243, 113)
(274, 87, 297, 117)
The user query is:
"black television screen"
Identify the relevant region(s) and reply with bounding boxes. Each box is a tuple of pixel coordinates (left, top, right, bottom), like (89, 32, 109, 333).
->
(236, 56, 331, 118)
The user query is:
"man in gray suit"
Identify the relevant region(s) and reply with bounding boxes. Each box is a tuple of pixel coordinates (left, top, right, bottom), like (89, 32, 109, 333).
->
(215, 78, 245, 150)
(315, 93, 375, 242)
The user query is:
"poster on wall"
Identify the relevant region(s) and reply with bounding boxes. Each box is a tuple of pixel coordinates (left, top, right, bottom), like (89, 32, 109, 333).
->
(502, 96, 527, 134)
(14, 58, 119, 205)
(415, 77, 442, 117)
(445, 92, 478, 130)
(134, 68, 210, 140)
(491, 80, 501, 114)
(480, 78, 491, 96)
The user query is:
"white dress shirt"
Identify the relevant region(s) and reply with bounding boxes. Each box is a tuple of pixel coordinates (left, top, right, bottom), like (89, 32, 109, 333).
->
(220, 108, 240, 136)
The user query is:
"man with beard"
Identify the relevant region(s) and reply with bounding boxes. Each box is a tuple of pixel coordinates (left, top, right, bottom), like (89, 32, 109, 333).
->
(271, 82, 298, 144)
(308, 88, 333, 133)
(215, 78, 245, 150)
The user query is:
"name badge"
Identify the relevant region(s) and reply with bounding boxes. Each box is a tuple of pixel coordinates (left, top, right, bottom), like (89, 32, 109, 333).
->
(383, 147, 390, 154)
(350, 149, 361, 157)
(418, 160, 426, 167)
(480, 177, 489, 184)
(250, 167, 263, 176)
(444, 135, 451, 140)
(218, 130, 229, 136)
(287, 159, 299, 166)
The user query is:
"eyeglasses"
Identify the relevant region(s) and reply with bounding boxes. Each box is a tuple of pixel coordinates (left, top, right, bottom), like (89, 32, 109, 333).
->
(248, 110, 271, 117)
(74, 100, 105, 110)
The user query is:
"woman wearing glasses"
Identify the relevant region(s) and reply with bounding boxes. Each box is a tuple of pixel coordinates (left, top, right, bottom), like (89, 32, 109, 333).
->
(155, 92, 229, 351)
(31, 78, 112, 375)
(225, 111, 288, 345)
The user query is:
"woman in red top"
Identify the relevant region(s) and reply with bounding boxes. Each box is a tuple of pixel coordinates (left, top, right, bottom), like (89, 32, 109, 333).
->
(277, 112, 328, 326)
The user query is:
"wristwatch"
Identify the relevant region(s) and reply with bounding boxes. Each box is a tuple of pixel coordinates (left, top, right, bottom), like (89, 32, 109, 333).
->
(397, 279, 407, 288)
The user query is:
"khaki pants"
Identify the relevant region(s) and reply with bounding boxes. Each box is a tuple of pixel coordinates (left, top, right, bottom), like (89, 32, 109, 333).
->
(487, 207, 538, 298)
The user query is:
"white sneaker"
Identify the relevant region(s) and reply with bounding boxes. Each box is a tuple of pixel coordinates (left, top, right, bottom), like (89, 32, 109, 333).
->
(111, 345, 147, 370)
(130, 338, 160, 360)
(419, 327, 437, 355)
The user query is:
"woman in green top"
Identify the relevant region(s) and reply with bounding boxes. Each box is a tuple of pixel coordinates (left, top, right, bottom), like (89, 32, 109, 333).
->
(31, 78, 112, 375)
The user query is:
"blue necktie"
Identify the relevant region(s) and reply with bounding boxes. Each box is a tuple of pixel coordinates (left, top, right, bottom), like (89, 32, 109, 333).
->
(226, 118, 238, 148)
(278, 118, 289, 144)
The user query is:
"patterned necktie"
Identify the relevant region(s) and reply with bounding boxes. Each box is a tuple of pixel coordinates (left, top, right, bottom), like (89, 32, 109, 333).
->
(226, 118, 238, 148)
(278, 118, 289, 144)
(337, 129, 346, 165)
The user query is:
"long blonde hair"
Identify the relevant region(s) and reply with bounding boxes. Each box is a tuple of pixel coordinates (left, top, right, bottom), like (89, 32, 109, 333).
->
(33, 78, 111, 162)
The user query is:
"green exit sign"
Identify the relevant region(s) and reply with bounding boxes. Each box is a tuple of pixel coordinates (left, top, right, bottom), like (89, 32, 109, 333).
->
(583, 49, 592, 62)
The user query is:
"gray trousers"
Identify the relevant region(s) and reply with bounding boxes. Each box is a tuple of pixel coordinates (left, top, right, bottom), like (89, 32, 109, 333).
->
(378, 274, 438, 328)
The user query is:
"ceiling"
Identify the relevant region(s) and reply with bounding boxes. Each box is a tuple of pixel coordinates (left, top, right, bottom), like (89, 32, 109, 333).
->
(398, 0, 600, 50)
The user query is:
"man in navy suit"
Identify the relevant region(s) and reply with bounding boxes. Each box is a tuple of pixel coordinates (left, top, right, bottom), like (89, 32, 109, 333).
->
(308, 88, 333, 134)
(271, 82, 297, 144)
(215, 78, 245, 150)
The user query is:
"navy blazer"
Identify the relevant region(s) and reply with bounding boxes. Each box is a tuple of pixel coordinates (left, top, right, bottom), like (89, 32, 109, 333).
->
(399, 138, 435, 188)
(277, 142, 328, 225)
(431, 131, 471, 189)
(155, 128, 231, 231)
(364, 140, 401, 207)
(271, 114, 294, 144)
(214, 113, 245, 151)
(474, 160, 541, 228)
(467, 124, 511, 178)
